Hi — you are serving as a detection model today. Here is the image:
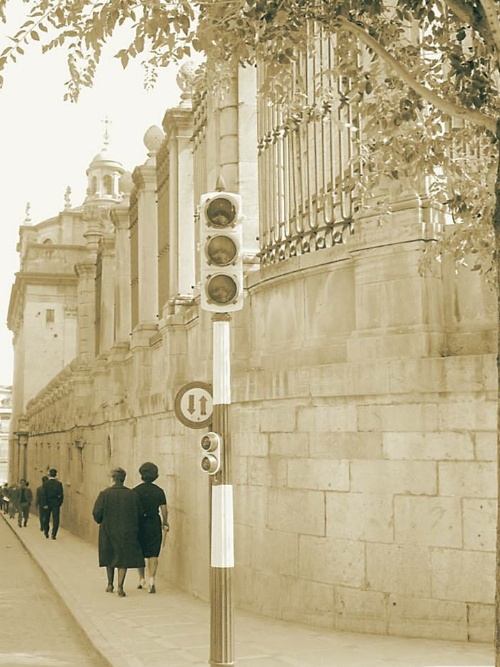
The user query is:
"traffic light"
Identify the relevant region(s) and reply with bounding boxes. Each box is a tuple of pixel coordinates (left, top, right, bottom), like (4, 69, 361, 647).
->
(200, 431, 222, 475)
(199, 192, 243, 312)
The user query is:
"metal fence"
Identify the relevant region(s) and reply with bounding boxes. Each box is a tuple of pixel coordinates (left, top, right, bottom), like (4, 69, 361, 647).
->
(257, 30, 360, 265)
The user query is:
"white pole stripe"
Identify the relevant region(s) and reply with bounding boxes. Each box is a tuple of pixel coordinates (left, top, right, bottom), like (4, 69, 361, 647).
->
(213, 320, 231, 405)
(211, 484, 234, 568)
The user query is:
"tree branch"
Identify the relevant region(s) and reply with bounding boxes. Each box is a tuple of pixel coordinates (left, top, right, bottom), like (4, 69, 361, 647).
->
(478, 0, 500, 72)
(444, 0, 492, 39)
(337, 15, 497, 135)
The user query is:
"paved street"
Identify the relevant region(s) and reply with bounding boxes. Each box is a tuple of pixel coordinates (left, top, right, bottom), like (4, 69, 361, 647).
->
(0, 512, 109, 667)
(0, 511, 495, 667)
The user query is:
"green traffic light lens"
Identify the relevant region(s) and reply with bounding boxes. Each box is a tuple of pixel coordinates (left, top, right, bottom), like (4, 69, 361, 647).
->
(206, 235, 237, 266)
(206, 274, 238, 305)
(206, 197, 236, 228)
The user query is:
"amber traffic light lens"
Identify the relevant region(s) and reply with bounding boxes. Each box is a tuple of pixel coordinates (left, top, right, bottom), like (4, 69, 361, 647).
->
(206, 198, 236, 228)
(206, 274, 238, 305)
(206, 235, 237, 266)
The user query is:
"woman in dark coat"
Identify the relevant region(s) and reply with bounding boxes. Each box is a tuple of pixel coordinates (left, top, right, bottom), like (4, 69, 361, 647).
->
(134, 462, 169, 594)
(92, 467, 145, 597)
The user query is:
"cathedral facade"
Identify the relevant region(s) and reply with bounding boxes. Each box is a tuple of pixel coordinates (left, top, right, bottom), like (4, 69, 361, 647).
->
(7, 60, 497, 642)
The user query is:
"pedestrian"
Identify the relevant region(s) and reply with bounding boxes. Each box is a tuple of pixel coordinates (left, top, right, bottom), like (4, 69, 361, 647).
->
(35, 475, 49, 531)
(134, 462, 169, 594)
(92, 467, 144, 598)
(7, 483, 19, 520)
(41, 468, 64, 539)
(17, 479, 33, 527)
(2, 484, 10, 516)
(0, 483, 7, 513)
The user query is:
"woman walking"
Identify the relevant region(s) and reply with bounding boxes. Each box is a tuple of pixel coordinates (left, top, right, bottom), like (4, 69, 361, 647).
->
(134, 462, 169, 594)
(92, 467, 145, 597)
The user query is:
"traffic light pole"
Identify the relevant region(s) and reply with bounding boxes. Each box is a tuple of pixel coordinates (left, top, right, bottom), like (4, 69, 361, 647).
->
(210, 312, 235, 666)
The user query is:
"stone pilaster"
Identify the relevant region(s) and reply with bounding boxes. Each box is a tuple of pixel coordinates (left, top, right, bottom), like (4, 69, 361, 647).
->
(97, 234, 116, 355)
(110, 202, 132, 343)
(346, 194, 447, 360)
(74, 261, 97, 361)
(162, 107, 195, 316)
(132, 164, 159, 329)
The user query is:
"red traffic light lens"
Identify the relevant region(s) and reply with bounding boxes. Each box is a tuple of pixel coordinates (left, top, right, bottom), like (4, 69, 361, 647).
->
(206, 197, 236, 228)
(206, 275, 238, 305)
(206, 235, 238, 266)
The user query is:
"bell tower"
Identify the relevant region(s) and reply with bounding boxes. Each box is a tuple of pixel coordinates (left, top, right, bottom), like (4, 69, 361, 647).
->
(85, 118, 124, 203)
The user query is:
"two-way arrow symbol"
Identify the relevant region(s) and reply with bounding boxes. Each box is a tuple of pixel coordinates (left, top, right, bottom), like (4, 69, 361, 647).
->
(187, 393, 209, 416)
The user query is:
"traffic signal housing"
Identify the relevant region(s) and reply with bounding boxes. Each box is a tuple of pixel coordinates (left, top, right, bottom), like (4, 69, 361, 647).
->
(200, 431, 222, 475)
(199, 192, 243, 313)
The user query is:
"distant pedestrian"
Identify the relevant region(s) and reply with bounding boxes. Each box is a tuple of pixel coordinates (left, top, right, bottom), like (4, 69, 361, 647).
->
(35, 476, 49, 531)
(7, 483, 19, 520)
(41, 468, 64, 539)
(134, 462, 169, 594)
(92, 467, 144, 598)
(17, 479, 33, 527)
(0, 483, 8, 513)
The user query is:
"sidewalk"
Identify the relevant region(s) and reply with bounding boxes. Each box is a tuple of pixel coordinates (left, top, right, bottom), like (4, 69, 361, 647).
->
(2, 513, 494, 667)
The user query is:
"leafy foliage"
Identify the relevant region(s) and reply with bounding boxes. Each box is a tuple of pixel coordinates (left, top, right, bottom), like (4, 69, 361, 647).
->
(0, 0, 499, 273)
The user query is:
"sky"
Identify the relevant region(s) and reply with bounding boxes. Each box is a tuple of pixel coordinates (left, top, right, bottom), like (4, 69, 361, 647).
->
(0, 6, 188, 387)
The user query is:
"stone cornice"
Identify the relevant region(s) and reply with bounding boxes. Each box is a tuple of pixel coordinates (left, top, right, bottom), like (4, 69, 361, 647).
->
(8, 270, 78, 332)
(162, 107, 194, 140)
(99, 233, 116, 258)
(132, 164, 157, 190)
(110, 203, 130, 231)
(14, 271, 78, 287)
(74, 261, 97, 278)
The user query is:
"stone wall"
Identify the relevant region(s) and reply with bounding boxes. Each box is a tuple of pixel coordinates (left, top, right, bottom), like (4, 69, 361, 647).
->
(24, 206, 497, 642)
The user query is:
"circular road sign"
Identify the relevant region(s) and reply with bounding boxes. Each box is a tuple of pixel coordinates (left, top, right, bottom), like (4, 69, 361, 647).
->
(174, 382, 213, 429)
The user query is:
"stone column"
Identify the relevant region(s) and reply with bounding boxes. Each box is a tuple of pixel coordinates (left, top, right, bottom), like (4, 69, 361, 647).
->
(162, 107, 195, 314)
(74, 261, 97, 361)
(110, 200, 132, 343)
(98, 234, 115, 355)
(132, 163, 159, 332)
(346, 194, 446, 360)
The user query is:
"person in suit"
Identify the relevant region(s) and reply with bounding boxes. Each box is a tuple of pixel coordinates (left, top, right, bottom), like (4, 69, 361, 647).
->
(17, 479, 33, 527)
(92, 467, 145, 598)
(35, 475, 49, 531)
(41, 468, 64, 539)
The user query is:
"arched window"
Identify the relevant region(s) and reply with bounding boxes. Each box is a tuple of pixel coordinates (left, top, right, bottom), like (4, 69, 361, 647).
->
(103, 174, 113, 195)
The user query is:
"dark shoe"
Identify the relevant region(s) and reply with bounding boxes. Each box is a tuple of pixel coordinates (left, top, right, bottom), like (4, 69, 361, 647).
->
(23, 522, 27, 527)
(149, 585, 156, 594)
(44, 532, 49, 538)
(51, 536, 56, 540)
(117, 587, 126, 598)
(105, 584, 114, 593)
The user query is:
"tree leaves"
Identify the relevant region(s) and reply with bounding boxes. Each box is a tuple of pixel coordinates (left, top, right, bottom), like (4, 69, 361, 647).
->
(0, 0, 498, 274)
